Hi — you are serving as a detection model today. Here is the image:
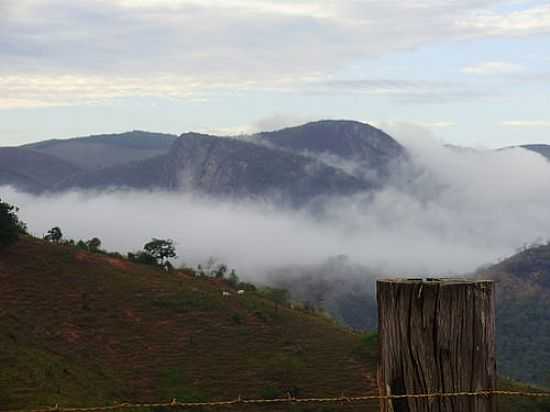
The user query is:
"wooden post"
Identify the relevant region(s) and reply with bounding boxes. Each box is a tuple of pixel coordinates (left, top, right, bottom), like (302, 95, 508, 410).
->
(377, 278, 496, 412)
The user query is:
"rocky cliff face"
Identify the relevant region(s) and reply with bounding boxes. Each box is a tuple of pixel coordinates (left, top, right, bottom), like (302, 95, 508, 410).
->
(3, 120, 408, 204)
(165, 132, 371, 203)
(58, 132, 373, 205)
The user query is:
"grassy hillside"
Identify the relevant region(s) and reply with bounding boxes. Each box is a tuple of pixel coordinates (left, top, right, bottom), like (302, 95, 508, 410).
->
(479, 242, 550, 386)
(1, 237, 549, 411)
(0, 238, 377, 410)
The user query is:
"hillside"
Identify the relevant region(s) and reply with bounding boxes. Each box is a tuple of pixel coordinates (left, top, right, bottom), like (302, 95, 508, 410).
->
(0, 148, 83, 193)
(521, 144, 550, 161)
(1, 237, 549, 411)
(0, 237, 378, 410)
(22, 131, 177, 171)
(270, 244, 550, 389)
(478, 242, 550, 386)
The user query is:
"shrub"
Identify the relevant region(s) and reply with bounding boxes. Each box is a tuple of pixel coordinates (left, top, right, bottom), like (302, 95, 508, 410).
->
(0, 199, 26, 248)
(44, 226, 63, 243)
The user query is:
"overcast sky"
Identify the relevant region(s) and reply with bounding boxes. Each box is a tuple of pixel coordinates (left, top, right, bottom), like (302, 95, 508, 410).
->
(1, 0, 549, 147)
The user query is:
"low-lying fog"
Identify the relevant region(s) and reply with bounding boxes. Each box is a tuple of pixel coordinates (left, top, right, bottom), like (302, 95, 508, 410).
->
(3, 132, 550, 280)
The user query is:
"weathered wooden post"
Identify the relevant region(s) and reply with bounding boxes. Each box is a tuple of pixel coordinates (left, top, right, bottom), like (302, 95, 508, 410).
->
(377, 278, 496, 412)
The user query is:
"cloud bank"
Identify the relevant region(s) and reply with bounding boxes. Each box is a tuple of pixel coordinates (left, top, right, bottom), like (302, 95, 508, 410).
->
(3, 134, 550, 281)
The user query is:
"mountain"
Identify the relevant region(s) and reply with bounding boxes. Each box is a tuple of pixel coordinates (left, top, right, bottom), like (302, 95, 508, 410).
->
(257, 120, 404, 166)
(0, 236, 377, 410)
(0, 148, 83, 193)
(57, 132, 373, 205)
(1, 121, 405, 202)
(477, 242, 550, 386)
(23, 131, 177, 171)
(521, 144, 550, 161)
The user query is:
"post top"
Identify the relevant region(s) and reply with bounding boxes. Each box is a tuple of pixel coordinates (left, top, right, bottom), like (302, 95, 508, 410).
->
(377, 277, 493, 285)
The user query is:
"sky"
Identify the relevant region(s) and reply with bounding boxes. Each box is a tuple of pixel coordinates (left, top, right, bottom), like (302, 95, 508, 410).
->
(1, 0, 550, 148)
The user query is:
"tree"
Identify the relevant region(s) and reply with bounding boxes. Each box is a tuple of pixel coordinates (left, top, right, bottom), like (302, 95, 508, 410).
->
(86, 237, 102, 252)
(143, 238, 176, 267)
(0, 198, 26, 249)
(44, 226, 63, 243)
(214, 263, 227, 278)
(128, 251, 158, 266)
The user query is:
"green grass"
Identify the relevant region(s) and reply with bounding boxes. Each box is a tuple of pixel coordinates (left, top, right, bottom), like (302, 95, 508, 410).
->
(2, 238, 550, 412)
(0, 238, 376, 411)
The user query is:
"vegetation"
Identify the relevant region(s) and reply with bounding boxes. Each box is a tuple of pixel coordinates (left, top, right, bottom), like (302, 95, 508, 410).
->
(478, 241, 550, 386)
(0, 198, 26, 248)
(127, 238, 177, 271)
(143, 238, 176, 266)
(0, 237, 377, 411)
(44, 226, 63, 243)
(2, 201, 550, 411)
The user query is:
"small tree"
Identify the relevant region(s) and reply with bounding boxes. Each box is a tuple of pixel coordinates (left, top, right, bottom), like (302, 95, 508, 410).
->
(143, 238, 177, 267)
(0, 198, 26, 249)
(44, 227, 63, 243)
(214, 264, 227, 279)
(86, 237, 102, 252)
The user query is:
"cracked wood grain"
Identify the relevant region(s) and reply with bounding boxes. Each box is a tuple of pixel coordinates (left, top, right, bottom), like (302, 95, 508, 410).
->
(377, 279, 496, 412)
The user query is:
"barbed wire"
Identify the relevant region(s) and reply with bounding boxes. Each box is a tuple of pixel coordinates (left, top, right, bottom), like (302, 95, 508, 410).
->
(4, 390, 550, 412)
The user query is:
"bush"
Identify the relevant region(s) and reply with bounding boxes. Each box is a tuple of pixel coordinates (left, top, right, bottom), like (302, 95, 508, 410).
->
(44, 226, 63, 243)
(128, 251, 158, 266)
(0, 199, 26, 248)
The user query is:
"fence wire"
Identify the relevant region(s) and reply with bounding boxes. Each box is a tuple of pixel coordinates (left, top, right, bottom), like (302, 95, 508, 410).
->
(4, 390, 550, 412)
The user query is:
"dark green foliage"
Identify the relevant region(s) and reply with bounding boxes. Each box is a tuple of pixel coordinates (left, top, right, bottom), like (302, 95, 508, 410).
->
(127, 251, 158, 266)
(478, 241, 550, 386)
(44, 226, 63, 243)
(214, 264, 227, 278)
(0, 198, 26, 249)
(86, 237, 101, 252)
(143, 238, 176, 266)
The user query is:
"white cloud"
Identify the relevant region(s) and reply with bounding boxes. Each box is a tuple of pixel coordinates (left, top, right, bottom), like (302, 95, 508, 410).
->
(3, 134, 550, 277)
(0, 1, 549, 108)
(459, 4, 550, 36)
(0, 73, 264, 109)
(501, 120, 550, 127)
(308, 79, 492, 103)
(462, 61, 526, 75)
